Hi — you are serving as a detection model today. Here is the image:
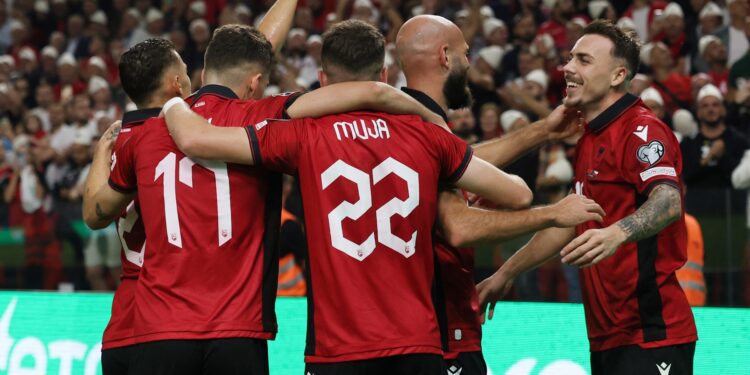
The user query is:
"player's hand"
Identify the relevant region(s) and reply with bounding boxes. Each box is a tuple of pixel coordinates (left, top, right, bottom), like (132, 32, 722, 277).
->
(560, 225, 626, 268)
(550, 194, 605, 227)
(476, 271, 514, 324)
(95, 121, 121, 157)
(544, 105, 583, 143)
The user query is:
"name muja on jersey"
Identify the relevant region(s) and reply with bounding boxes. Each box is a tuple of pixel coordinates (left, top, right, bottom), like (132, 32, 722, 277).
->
(334, 118, 391, 141)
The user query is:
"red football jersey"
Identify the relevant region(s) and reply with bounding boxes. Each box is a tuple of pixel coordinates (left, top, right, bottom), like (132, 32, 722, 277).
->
(247, 112, 472, 363)
(108, 85, 298, 343)
(573, 94, 697, 351)
(101, 108, 155, 350)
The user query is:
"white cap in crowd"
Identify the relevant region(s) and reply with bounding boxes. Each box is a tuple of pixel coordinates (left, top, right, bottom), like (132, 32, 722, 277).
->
(525, 69, 549, 91)
(483, 18, 505, 38)
(190, 1, 207, 16)
(88, 56, 107, 71)
(19, 47, 36, 63)
(697, 83, 723, 102)
(570, 17, 588, 28)
(478, 46, 504, 70)
(639, 42, 667, 66)
(698, 35, 721, 56)
(530, 33, 556, 59)
(480, 5, 495, 18)
(34, 0, 49, 14)
(545, 156, 574, 183)
(542, 0, 558, 10)
(699, 2, 723, 19)
(672, 109, 699, 138)
(616, 17, 636, 31)
(73, 129, 92, 146)
(500, 109, 528, 133)
(88, 76, 109, 95)
(235, 4, 251, 17)
(189, 18, 209, 34)
(640, 87, 664, 106)
(588, 1, 610, 19)
(146, 8, 164, 23)
(307, 34, 322, 46)
(0, 55, 15, 68)
(41, 45, 58, 59)
(126, 7, 141, 20)
(57, 53, 77, 67)
(663, 2, 684, 18)
(90, 10, 107, 25)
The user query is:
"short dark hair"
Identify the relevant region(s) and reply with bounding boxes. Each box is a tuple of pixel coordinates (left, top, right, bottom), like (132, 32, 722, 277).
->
(204, 24, 273, 74)
(321, 20, 384, 81)
(119, 38, 180, 106)
(582, 20, 641, 81)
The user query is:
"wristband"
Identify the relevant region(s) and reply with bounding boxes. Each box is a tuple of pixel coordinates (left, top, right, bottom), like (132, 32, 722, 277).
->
(162, 96, 185, 115)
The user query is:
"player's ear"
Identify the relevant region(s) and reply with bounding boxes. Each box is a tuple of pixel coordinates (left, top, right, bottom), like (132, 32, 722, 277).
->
(248, 72, 263, 97)
(379, 66, 387, 83)
(318, 69, 329, 87)
(611, 66, 627, 88)
(439, 44, 450, 71)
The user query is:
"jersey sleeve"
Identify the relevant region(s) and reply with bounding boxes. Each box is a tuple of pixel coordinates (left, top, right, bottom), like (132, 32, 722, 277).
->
(108, 132, 137, 193)
(425, 123, 473, 183)
(245, 118, 307, 174)
(259, 92, 303, 119)
(620, 119, 682, 195)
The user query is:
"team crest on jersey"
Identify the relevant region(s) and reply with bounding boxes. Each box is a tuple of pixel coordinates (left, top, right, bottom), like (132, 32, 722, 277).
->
(637, 140, 664, 165)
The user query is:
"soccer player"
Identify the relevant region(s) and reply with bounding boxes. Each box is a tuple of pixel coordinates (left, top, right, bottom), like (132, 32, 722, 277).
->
(395, 15, 606, 374)
(82, 38, 191, 375)
(477, 20, 697, 375)
(160, 20, 531, 374)
(85, 25, 449, 375)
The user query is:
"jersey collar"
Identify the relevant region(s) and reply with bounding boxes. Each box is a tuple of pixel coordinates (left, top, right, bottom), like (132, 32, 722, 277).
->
(121, 107, 162, 127)
(190, 84, 240, 103)
(402, 87, 449, 122)
(587, 93, 640, 133)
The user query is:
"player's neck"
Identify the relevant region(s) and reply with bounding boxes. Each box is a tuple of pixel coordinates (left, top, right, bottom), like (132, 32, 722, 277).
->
(700, 122, 726, 139)
(405, 78, 449, 113)
(582, 91, 626, 123)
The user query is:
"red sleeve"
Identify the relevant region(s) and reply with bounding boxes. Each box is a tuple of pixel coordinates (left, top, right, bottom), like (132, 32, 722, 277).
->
(108, 132, 137, 193)
(425, 123, 473, 183)
(245, 118, 307, 174)
(620, 120, 681, 195)
(258, 92, 303, 119)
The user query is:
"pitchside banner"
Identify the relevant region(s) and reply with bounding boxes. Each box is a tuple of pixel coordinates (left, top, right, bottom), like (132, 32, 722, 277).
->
(0, 292, 748, 374)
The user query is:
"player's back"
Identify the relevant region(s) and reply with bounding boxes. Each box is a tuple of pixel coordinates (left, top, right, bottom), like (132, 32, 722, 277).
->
(249, 111, 471, 362)
(102, 108, 152, 350)
(109, 85, 297, 343)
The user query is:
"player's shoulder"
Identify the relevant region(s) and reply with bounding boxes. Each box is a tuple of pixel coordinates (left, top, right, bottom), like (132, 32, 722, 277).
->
(620, 102, 675, 142)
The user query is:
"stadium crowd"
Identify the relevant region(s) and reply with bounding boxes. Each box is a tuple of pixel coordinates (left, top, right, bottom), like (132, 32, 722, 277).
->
(0, 0, 748, 306)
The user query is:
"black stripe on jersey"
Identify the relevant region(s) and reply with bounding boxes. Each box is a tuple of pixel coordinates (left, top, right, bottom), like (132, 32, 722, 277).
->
(122, 108, 161, 127)
(262, 172, 283, 333)
(447, 147, 474, 183)
(431, 231, 449, 352)
(642, 179, 681, 197)
(300, 185, 316, 357)
(281, 92, 303, 119)
(246, 126, 263, 166)
(108, 178, 136, 194)
(635, 192, 667, 342)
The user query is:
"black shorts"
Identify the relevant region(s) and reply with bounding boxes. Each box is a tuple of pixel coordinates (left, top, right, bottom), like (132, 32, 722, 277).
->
(445, 351, 487, 375)
(305, 353, 445, 375)
(101, 345, 134, 375)
(127, 338, 269, 375)
(590, 342, 696, 375)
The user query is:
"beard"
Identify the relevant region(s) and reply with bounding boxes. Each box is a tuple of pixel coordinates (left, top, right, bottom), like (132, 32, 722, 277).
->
(702, 116, 723, 128)
(443, 67, 473, 110)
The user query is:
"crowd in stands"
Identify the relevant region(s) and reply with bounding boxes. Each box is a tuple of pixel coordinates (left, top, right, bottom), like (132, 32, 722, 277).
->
(0, 0, 748, 306)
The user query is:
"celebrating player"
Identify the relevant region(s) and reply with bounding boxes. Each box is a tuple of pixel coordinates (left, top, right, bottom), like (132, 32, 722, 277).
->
(477, 20, 697, 375)
(161, 20, 531, 374)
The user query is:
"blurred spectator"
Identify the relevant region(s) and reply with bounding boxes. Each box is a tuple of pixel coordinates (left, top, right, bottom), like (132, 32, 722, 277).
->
(682, 84, 749, 189)
(640, 86, 667, 124)
(54, 53, 86, 102)
(622, 0, 666, 42)
(447, 108, 478, 144)
(698, 35, 729, 93)
(651, 2, 689, 74)
(676, 213, 707, 306)
(478, 102, 502, 141)
(643, 41, 692, 115)
(538, 0, 575, 51)
(727, 0, 750, 66)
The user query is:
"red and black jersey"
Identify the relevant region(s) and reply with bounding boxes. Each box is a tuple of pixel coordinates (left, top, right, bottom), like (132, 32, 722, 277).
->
(101, 108, 156, 350)
(573, 93, 697, 352)
(247, 111, 472, 363)
(402, 87, 483, 356)
(108, 85, 299, 344)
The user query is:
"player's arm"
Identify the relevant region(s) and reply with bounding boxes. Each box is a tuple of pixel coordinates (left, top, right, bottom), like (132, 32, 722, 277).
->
(560, 184, 682, 268)
(84, 185, 134, 230)
(257, 0, 298, 54)
(162, 98, 253, 164)
(82, 121, 122, 228)
(453, 156, 533, 209)
(438, 192, 604, 248)
(472, 105, 582, 168)
(477, 225, 576, 322)
(285, 81, 448, 127)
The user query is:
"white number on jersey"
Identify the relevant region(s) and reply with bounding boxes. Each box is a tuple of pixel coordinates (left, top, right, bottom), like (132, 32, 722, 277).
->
(322, 158, 420, 261)
(118, 201, 144, 267)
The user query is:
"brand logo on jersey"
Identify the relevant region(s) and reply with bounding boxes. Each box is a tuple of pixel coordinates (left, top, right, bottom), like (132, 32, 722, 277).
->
(656, 362, 671, 375)
(333, 119, 390, 141)
(633, 125, 649, 141)
(640, 166, 676, 181)
(255, 120, 267, 131)
(195, 101, 205, 108)
(447, 364, 463, 375)
(586, 170, 599, 179)
(636, 140, 664, 165)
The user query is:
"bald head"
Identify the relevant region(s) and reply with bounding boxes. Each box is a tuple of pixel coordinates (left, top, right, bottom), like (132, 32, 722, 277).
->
(396, 15, 466, 75)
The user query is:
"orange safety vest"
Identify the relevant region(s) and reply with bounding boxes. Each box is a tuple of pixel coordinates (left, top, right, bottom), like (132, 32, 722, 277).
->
(277, 209, 307, 297)
(676, 214, 706, 306)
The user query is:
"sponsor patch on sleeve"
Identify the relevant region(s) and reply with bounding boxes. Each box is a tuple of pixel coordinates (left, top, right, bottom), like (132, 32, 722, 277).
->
(636, 140, 665, 165)
(640, 166, 677, 181)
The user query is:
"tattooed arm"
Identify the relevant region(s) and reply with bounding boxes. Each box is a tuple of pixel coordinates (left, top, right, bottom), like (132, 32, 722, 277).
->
(558, 184, 682, 268)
